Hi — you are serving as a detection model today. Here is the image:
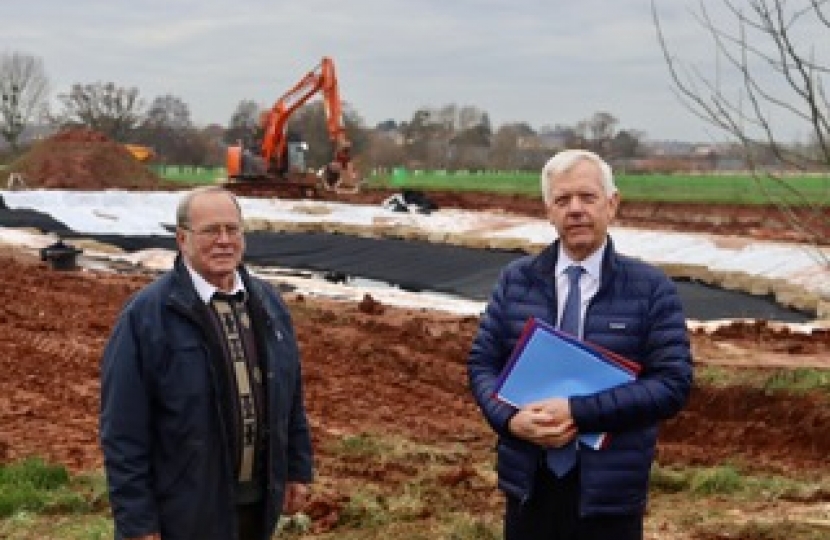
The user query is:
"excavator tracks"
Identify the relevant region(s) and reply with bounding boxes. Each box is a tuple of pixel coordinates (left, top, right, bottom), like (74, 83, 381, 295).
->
(223, 178, 321, 199)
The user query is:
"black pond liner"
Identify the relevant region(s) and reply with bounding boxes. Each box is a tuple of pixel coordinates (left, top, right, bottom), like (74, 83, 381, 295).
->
(0, 201, 812, 323)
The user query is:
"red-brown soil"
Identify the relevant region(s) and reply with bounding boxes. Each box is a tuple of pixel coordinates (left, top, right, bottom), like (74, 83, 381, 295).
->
(6, 128, 164, 190)
(1, 135, 828, 536)
(0, 250, 827, 534)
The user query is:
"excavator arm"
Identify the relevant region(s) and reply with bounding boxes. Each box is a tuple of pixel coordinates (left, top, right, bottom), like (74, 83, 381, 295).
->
(260, 57, 347, 168)
(227, 56, 354, 192)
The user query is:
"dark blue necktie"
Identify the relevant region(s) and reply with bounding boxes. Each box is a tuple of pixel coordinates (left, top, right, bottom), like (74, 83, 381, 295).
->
(559, 265, 583, 337)
(547, 265, 584, 476)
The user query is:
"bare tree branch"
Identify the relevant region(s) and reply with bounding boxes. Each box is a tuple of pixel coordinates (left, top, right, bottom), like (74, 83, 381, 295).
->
(652, 0, 830, 264)
(53, 82, 145, 141)
(0, 51, 49, 150)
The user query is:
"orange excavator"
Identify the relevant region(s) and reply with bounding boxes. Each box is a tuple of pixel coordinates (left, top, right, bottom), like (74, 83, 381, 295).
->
(225, 57, 357, 195)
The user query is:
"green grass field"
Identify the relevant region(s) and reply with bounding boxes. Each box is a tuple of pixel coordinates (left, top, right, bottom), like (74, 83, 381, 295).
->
(151, 165, 830, 206)
(152, 165, 225, 185)
(368, 169, 830, 205)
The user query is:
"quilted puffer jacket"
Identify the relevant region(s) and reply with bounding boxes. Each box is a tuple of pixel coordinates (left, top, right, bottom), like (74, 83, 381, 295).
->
(468, 238, 693, 516)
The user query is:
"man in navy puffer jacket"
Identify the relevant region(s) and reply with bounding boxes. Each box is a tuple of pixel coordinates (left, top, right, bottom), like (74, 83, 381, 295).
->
(468, 150, 693, 540)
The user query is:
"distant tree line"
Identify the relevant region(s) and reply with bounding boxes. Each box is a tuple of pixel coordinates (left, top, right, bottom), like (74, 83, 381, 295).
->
(0, 50, 654, 172)
(2, 46, 822, 176)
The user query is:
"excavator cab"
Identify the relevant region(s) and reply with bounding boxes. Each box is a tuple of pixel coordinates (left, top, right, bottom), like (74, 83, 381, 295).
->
(283, 133, 309, 176)
(226, 143, 266, 179)
(227, 134, 308, 180)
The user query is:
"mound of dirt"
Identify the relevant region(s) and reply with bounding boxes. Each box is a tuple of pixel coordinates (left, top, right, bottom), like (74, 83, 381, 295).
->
(6, 128, 163, 190)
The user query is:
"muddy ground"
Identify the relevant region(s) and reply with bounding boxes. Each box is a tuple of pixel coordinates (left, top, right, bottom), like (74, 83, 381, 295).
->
(228, 183, 830, 246)
(0, 244, 828, 537)
(4, 132, 828, 534)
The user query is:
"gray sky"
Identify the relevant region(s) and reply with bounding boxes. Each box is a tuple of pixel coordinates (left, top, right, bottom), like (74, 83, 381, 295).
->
(3, 0, 822, 142)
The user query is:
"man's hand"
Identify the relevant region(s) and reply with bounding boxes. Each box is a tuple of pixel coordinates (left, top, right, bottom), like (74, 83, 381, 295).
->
(126, 534, 160, 540)
(507, 397, 576, 448)
(282, 482, 311, 515)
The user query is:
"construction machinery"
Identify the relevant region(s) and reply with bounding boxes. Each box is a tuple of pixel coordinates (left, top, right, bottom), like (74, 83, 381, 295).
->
(123, 144, 155, 162)
(225, 57, 357, 196)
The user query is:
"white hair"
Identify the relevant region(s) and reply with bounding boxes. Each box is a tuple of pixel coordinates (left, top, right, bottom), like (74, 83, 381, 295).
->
(540, 149, 617, 206)
(176, 185, 241, 228)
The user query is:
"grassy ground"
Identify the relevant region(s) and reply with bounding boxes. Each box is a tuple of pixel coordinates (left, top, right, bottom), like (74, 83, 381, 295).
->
(2, 366, 827, 539)
(2, 444, 829, 539)
(370, 170, 830, 205)
(152, 165, 224, 185)
(150, 165, 830, 206)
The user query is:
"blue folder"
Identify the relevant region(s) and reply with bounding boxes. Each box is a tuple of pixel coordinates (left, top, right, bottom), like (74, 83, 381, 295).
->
(494, 317, 640, 449)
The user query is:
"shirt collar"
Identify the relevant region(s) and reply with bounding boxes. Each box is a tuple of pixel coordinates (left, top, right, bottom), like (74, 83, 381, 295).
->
(555, 240, 606, 280)
(184, 262, 246, 304)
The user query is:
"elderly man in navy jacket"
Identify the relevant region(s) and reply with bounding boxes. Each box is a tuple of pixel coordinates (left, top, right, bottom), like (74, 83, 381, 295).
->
(468, 149, 693, 540)
(100, 186, 313, 540)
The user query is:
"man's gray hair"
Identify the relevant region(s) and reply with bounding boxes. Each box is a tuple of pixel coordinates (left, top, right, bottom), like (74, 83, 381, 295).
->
(176, 185, 242, 228)
(540, 149, 617, 206)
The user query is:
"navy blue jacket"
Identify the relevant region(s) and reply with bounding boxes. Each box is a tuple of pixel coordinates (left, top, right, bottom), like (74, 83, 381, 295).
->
(468, 239, 692, 516)
(100, 257, 313, 540)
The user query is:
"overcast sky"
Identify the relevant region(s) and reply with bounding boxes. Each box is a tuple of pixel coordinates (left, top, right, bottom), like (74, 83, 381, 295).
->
(4, 0, 823, 142)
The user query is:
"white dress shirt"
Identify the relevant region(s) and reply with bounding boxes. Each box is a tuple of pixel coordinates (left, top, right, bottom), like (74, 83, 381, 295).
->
(554, 242, 605, 338)
(185, 263, 246, 304)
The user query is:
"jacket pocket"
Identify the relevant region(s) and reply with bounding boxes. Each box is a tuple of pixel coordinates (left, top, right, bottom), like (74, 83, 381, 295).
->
(160, 340, 211, 398)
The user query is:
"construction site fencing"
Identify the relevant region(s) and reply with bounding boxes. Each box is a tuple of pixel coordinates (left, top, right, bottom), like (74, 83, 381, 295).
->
(152, 165, 226, 184)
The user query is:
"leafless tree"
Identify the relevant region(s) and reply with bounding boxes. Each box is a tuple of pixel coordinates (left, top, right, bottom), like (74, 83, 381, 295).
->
(0, 51, 49, 151)
(53, 82, 144, 141)
(286, 100, 367, 170)
(134, 94, 198, 164)
(489, 123, 536, 170)
(143, 94, 193, 131)
(401, 108, 451, 169)
(588, 112, 618, 146)
(653, 0, 830, 259)
(225, 99, 262, 147)
(365, 129, 406, 171)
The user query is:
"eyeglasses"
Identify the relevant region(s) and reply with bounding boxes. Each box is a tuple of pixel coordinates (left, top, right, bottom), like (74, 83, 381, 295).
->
(182, 223, 244, 241)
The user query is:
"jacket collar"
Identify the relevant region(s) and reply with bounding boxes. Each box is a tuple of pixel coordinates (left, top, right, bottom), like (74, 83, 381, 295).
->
(183, 261, 246, 305)
(169, 255, 260, 313)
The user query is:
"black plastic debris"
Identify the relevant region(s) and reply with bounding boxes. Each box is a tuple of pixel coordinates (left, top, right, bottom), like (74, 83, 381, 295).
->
(40, 239, 83, 271)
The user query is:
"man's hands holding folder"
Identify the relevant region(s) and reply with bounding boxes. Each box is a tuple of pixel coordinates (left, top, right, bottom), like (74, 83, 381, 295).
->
(508, 397, 576, 448)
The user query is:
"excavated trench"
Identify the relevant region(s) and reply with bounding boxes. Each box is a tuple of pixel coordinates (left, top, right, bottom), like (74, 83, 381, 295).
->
(1, 132, 829, 536)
